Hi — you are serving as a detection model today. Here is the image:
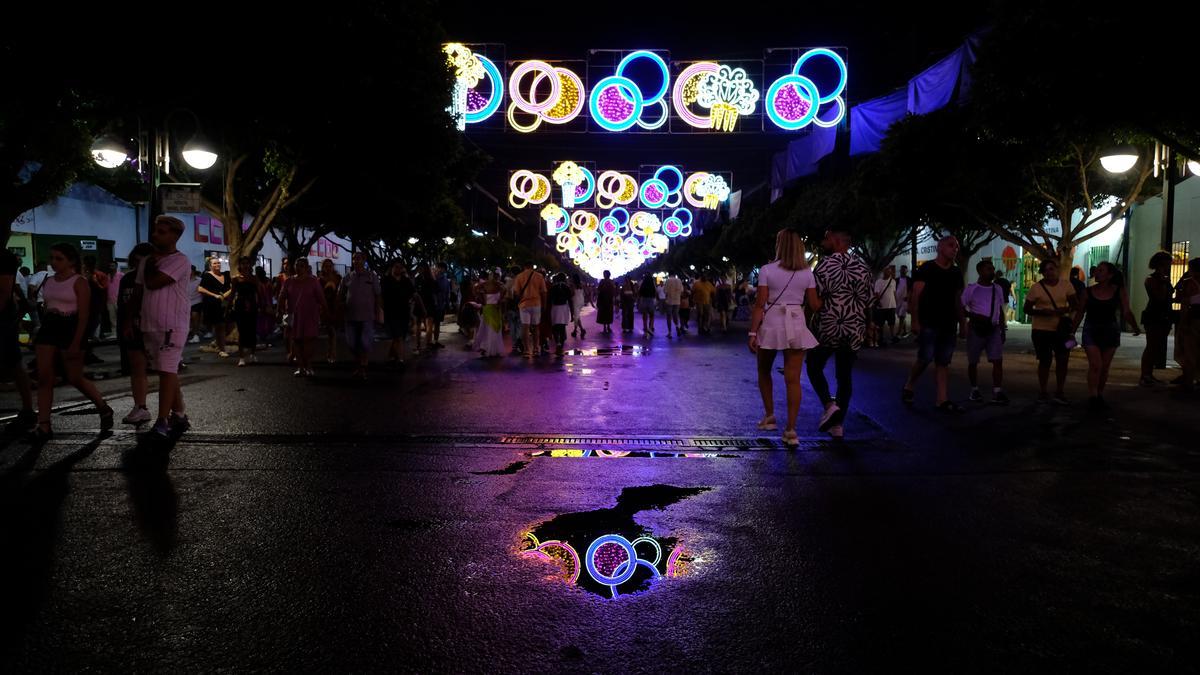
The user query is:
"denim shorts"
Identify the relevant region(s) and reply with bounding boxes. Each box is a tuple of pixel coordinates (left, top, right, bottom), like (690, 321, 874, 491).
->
(917, 326, 957, 366)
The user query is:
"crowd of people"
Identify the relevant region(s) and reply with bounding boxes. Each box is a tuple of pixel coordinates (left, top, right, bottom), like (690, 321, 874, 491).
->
(5, 219, 1200, 446)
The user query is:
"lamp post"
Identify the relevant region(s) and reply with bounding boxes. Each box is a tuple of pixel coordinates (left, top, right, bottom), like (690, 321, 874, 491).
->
(90, 111, 218, 231)
(1101, 142, 1197, 251)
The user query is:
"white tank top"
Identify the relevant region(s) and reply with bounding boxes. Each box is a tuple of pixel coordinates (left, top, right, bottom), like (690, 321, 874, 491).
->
(42, 274, 81, 314)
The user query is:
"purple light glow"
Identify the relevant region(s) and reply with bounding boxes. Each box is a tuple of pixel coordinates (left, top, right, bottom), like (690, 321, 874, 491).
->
(466, 89, 488, 113)
(594, 541, 630, 577)
(598, 86, 635, 123)
(772, 84, 811, 122)
(645, 185, 663, 202)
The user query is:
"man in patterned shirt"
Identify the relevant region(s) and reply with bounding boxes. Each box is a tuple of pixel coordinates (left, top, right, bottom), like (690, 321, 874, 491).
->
(807, 228, 873, 438)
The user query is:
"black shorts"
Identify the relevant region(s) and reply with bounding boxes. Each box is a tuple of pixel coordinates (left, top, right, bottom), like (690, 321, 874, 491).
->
(0, 318, 22, 367)
(120, 328, 145, 352)
(34, 312, 79, 350)
(873, 308, 896, 326)
(1031, 329, 1070, 366)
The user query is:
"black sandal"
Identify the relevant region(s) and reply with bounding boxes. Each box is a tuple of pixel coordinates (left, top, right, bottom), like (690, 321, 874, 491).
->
(937, 401, 966, 414)
(901, 388, 915, 405)
(29, 422, 53, 443)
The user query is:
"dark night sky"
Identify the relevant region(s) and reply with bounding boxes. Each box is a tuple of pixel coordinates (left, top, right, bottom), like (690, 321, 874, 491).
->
(442, 1, 991, 211)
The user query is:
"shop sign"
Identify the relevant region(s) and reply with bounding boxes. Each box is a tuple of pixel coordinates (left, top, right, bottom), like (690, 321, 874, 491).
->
(160, 183, 202, 213)
(80, 240, 97, 251)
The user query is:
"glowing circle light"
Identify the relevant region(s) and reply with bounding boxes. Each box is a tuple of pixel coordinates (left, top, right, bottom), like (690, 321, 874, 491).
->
(766, 48, 847, 131)
(508, 61, 585, 133)
(672, 62, 720, 129)
(508, 170, 552, 209)
(553, 161, 585, 207)
(590, 50, 670, 132)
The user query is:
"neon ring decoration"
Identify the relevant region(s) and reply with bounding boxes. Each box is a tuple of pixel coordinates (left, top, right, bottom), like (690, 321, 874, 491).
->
(683, 171, 710, 208)
(507, 61, 585, 133)
(595, 171, 638, 209)
(572, 166, 595, 206)
(672, 62, 720, 129)
(508, 170, 551, 209)
(523, 539, 582, 584)
(639, 178, 669, 209)
(585, 534, 638, 596)
(696, 64, 759, 132)
(589, 50, 670, 132)
(765, 48, 847, 130)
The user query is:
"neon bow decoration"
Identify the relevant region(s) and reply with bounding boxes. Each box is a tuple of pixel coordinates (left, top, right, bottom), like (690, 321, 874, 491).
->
(444, 43, 503, 130)
(695, 64, 759, 132)
(552, 161, 586, 208)
(765, 48, 847, 130)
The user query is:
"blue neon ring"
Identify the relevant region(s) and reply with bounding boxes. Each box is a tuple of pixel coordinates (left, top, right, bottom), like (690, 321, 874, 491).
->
(574, 166, 595, 205)
(792, 48, 847, 104)
(680, 223, 693, 237)
(465, 55, 504, 124)
(672, 208, 693, 228)
(615, 50, 669, 105)
(609, 207, 630, 227)
(586, 535, 639, 586)
(589, 76, 643, 131)
(631, 536, 663, 566)
(766, 75, 821, 130)
(614, 557, 662, 580)
(653, 165, 684, 194)
(640, 179, 669, 208)
(663, 217, 681, 237)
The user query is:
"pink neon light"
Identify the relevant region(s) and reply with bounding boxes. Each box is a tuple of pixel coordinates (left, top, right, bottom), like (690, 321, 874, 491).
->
(772, 83, 811, 122)
(597, 86, 635, 123)
(466, 89, 487, 113)
(672, 62, 719, 128)
(509, 61, 562, 114)
(594, 541, 630, 577)
(666, 545, 685, 577)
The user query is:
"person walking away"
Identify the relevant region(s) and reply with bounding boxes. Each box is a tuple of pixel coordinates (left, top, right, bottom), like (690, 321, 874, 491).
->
(512, 261, 547, 357)
(281, 258, 327, 377)
(1175, 258, 1200, 391)
(749, 229, 822, 448)
(340, 252, 382, 378)
(550, 273, 574, 356)
(318, 259, 342, 364)
(963, 260, 1009, 405)
(414, 264, 437, 352)
(135, 216, 193, 439)
(381, 261, 417, 365)
(199, 257, 231, 357)
(596, 270, 616, 334)
(620, 278, 637, 333)
(1074, 261, 1141, 409)
(570, 273, 587, 340)
(474, 269, 506, 357)
(638, 274, 657, 336)
(0, 245, 36, 432)
(902, 236, 966, 413)
(230, 257, 264, 368)
(692, 274, 716, 334)
(872, 266, 899, 346)
(274, 258, 294, 360)
(716, 277, 733, 332)
(679, 279, 692, 333)
(895, 264, 911, 337)
(663, 271, 683, 337)
(117, 243, 156, 425)
(429, 263, 451, 348)
(1140, 251, 1174, 386)
(806, 229, 872, 439)
(1024, 258, 1078, 404)
(656, 279, 667, 313)
(29, 243, 114, 441)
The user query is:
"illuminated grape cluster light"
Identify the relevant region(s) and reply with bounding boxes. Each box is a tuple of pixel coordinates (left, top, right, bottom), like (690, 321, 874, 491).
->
(588, 50, 671, 132)
(765, 47, 847, 130)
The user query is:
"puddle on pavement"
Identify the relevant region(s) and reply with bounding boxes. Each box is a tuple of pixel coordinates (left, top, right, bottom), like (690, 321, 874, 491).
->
(528, 450, 740, 459)
(518, 484, 710, 598)
(472, 460, 530, 475)
(564, 345, 649, 357)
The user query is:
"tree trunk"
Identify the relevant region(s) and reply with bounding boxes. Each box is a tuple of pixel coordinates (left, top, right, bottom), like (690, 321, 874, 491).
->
(1057, 245, 1076, 277)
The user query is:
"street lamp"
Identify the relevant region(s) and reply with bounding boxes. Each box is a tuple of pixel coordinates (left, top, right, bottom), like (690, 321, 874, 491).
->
(90, 134, 130, 168)
(443, 236, 456, 245)
(181, 135, 219, 170)
(408, 237, 420, 245)
(1101, 142, 1196, 250)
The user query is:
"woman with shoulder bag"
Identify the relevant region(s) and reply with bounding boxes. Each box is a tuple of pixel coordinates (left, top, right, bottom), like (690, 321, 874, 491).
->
(1024, 259, 1079, 405)
(962, 260, 1008, 404)
(1074, 262, 1140, 409)
(748, 229, 823, 448)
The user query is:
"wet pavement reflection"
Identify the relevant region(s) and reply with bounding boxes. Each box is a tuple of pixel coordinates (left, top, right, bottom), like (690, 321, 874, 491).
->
(518, 485, 709, 597)
(528, 449, 740, 459)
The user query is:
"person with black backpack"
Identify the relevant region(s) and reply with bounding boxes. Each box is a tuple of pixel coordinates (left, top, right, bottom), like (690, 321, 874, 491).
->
(962, 259, 1008, 405)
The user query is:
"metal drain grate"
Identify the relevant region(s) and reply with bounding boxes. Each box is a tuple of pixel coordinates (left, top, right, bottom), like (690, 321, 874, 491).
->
(691, 437, 776, 448)
(501, 435, 688, 446)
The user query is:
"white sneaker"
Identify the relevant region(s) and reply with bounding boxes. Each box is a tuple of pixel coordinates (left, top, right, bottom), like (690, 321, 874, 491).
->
(829, 425, 844, 439)
(188, 335, 200, 344)
(122, 406, 152, 425)
(218, 351, 230, 358)
(293, 368, 304, 377)
(237, 358, 247, 367)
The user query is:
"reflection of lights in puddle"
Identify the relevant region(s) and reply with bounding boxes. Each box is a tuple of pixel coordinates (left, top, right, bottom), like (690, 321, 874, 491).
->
(529, 449, 740, 459)
(564, 345, 649, 357)
(518, 485, 708, 597)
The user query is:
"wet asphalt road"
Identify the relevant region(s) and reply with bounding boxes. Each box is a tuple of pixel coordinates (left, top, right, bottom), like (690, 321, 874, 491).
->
(1, 317, 1198, 672)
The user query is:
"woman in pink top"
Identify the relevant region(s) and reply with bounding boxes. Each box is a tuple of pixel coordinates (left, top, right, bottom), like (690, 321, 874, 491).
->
(32, 243, 113, 441)
(279, 258, 327, 377)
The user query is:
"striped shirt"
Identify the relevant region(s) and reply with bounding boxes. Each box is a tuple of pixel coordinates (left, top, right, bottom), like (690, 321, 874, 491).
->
(137, 251, 192, 332)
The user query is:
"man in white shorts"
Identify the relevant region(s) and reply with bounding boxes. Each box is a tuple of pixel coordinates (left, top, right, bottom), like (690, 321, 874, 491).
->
(136, 215, 193, 439)
(510, 261, 547, 357)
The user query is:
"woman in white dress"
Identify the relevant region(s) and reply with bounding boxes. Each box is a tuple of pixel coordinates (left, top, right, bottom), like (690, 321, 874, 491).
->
(748, 229, 822, 448)
(473, 269, 506, 358)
